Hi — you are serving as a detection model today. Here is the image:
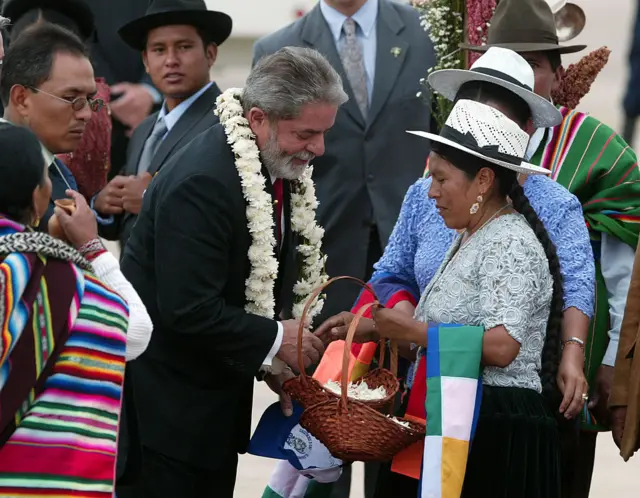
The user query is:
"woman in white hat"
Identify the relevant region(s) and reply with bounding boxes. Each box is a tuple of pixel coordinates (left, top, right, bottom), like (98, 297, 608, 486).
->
(318, 99, 564, 497)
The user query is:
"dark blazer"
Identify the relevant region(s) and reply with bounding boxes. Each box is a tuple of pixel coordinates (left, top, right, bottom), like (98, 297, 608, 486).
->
(120, 123, 298, 468)
(253, 0, 435, 320)
(99, 82, 221, 247)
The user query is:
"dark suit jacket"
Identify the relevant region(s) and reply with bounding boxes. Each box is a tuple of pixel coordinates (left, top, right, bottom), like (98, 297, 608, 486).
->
(120, 123, 298, 468)
(99, 82, 221, 247)
(253, 0, 435, 320)
(85, 0, 156, 175)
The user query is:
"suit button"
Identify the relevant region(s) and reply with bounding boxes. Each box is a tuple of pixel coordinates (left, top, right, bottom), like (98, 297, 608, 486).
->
(367, 173, 374, 182)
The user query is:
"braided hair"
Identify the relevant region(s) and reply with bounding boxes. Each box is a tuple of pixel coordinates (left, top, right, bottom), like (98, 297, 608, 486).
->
(431, 141, 564, 401)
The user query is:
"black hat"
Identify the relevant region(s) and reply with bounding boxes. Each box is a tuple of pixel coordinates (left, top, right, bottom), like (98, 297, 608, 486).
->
(119, 0, 232, 51)
(2, 0, 95, 40)
(460, 0, 586, 55)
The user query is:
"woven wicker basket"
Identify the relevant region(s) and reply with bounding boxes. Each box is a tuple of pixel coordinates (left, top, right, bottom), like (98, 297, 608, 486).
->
(282, 276, 399, 412)
(300, 299, 425, 462)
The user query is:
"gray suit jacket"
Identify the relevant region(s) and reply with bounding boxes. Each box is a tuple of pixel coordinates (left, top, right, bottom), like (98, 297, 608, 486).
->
(99, 82, 221, 247)
(253, 1, 435, 319)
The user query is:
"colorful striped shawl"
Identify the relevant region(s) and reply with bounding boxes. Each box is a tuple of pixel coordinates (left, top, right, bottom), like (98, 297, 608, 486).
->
(0, 219, 129, 496)
(530, 108, 640, 430)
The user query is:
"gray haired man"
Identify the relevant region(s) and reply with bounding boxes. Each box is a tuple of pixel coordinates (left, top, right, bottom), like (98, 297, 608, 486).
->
(119, 47, 345, 498)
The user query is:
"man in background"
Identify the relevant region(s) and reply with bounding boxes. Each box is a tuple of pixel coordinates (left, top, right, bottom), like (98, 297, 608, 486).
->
(253, 0, 434, 495)
(93, 0, 228, 248)
(0, 23, 99, 228)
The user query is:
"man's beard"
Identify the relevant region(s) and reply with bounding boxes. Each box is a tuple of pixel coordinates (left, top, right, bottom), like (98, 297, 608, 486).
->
(260, 130, 315, 180)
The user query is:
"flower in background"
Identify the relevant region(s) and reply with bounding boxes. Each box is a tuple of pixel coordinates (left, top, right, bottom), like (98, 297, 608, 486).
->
(465, 0, 496, 66)
(412, 0, 466, 130)
(552, 47, 611, 109)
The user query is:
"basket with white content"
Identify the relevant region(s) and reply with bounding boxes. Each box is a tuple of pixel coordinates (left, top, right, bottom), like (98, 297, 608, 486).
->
(284, 276, 425, 462)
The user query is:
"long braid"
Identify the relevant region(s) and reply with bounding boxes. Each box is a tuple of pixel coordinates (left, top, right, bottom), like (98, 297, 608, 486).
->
(509, 182, 564, 405)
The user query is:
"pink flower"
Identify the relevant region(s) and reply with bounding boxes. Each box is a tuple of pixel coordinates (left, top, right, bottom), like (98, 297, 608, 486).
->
(466, 0, 496, 66)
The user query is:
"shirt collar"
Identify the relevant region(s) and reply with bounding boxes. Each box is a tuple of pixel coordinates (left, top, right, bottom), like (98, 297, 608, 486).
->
(320, 0, 378, 43)
(0, 117, 55, 165)
(526, 127, 548, 161)
(157, 81, 214, 131)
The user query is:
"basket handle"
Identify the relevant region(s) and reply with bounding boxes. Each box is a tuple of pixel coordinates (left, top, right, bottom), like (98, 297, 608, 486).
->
(340, 301, 381, 413)
(297, 276, 378, 379)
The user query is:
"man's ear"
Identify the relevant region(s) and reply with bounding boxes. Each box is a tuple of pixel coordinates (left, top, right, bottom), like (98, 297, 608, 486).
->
(10, 84, 30, 116)
(552, 65, 565, 96)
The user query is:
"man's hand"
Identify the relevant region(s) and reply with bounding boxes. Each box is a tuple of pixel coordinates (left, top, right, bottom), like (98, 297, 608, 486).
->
(94, 176, 130, 215)
(314, 311, 377, 345)
(122, 173, 153, 215)
(277, 319, 324, 372)
(588, 364, 615, 426)
(110, 83, 154, 131)
(265, 368, 296, 417)
(56, 190, 99, 249)
(611, 406, 627, 449)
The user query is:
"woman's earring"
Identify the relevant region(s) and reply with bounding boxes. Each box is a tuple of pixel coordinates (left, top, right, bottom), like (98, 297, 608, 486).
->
(32, 216, 40, 228)
(469, 195, 483, 215)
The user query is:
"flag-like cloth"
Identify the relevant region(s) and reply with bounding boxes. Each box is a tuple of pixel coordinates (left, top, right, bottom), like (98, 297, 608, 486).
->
(426, 107, 640, 430)
(419, 324, 483, 498)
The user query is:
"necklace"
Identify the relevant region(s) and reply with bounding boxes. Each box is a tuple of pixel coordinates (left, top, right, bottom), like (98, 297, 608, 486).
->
(459, 203, 511, 249)
(214, 88, 328, 326)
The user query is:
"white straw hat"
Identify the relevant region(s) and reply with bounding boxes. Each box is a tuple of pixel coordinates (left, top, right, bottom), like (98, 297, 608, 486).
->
(408, 100, 550, 176)
(428, 47, 562, 128)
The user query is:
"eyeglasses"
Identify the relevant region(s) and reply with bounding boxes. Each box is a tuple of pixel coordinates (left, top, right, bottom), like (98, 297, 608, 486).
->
(26, 86, 104, 112)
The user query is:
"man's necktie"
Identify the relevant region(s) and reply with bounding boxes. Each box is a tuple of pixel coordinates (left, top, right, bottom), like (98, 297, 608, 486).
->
(339, 18, 369, 119)
(273, 178, 283, 248)
(137, 118, 167, 174)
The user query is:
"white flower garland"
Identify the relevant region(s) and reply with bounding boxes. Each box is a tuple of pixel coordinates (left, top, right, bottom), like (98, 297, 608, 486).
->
(215, 88, 328, 329)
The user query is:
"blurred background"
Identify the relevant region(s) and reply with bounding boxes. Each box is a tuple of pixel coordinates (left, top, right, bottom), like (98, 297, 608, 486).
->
(213, 0, 640, 496)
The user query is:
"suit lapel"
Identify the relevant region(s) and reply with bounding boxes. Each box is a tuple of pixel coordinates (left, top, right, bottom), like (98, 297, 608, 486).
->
(367, 0, 409, 130)
(147, 83, 222, 176)
(302, 5, 365, 128)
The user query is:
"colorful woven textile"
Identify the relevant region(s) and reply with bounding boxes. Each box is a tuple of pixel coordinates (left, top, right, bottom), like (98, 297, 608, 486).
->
(420, 324, 483, 498)
(0, 217, 128, 496)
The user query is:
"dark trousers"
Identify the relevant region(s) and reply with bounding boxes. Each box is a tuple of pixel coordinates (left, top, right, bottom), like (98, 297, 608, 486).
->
(116, 446, 238, 498)
(561, 429, 598, 498)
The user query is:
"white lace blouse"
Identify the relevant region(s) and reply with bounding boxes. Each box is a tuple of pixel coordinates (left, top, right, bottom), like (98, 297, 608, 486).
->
(415, 214, 553, 393)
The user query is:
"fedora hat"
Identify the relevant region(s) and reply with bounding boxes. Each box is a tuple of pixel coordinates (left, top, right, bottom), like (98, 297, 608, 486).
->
(407, 100, 550, 176)
(2, 0, 94, 40)
(428, 47, 562, 128)
(460, 0, 586, 54)
(119, 0, 232, 51)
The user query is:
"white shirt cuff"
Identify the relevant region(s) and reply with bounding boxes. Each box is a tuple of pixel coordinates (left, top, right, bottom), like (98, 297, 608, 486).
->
(602, 338, 619, 367)
(263, 321, 283, 366)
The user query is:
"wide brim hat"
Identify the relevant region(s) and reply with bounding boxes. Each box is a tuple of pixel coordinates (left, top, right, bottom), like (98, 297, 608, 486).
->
(428, 47, 562, 128)
(459, 0, 586, 54)
(2, 0, 95, 40)
(407, 100, 550, 176)
(119, 0, 232, 51)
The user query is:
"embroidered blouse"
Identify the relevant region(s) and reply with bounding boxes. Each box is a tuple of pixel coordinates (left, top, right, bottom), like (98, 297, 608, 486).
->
(415, 214, 553, 392)
(372, 175, 595, 318)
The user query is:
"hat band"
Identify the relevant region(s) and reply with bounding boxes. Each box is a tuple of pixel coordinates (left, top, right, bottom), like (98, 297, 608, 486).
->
(440, 125, 523, 166)
(470, 67, 533, 92)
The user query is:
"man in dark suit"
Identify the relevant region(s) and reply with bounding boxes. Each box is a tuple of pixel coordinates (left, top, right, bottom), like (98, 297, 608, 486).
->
(94, 0, 224, 247)
(120, 46, 339, 497)
(0, 23, 97, 229)
(253, 1, 434, 495)
(253, 0, 434, 322)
